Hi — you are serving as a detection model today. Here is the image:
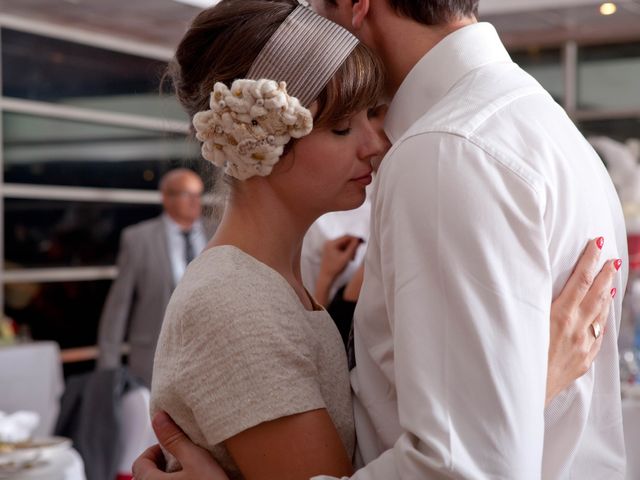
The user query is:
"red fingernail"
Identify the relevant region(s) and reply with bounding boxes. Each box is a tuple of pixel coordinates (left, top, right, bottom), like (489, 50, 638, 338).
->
(596, 237, 604, 249)
(614, 259, 622, 271)
(611, 288, 617, 298)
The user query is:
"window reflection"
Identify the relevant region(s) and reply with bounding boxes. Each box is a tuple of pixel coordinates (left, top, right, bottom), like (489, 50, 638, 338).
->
(580, 117, 640, 143)
(4, 280, 111, 350)
(3, 112, 214, 190)
(578, 42, 640, 111)
(4, 199, 162, 268)
(1, 28, 186, 120)
(512, 48, 564, 105)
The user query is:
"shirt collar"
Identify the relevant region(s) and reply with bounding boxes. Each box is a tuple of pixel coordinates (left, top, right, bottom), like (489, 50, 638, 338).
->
(162, 213, 202, 234)
(384, 22, 512, 143)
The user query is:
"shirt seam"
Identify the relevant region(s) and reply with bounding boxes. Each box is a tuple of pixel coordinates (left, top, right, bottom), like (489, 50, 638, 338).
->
(383, 129, 543, 199)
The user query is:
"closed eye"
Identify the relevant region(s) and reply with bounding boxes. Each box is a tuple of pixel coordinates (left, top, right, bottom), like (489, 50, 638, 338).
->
(332, 128, 352, 136)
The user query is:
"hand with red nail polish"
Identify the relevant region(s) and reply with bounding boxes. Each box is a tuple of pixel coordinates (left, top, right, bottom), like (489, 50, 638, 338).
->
(546, 238, 619, 404)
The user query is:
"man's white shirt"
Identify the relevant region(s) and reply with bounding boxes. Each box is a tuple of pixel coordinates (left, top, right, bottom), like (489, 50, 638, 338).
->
(317, 22, 627, 480)
(163, 214, 207, 286)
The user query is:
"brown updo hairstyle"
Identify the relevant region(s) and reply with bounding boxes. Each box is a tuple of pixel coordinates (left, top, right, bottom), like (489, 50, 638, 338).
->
(168, 0, 386, 133)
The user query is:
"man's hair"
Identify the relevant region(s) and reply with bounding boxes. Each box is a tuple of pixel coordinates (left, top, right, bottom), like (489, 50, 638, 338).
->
(325, 0, 478, 25)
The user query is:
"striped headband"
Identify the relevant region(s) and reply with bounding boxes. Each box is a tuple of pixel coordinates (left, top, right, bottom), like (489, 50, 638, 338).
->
(247, 2, 360, 107)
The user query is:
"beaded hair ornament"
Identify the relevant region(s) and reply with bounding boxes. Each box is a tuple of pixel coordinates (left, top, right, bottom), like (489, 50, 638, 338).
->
(192, 1, 359, 180)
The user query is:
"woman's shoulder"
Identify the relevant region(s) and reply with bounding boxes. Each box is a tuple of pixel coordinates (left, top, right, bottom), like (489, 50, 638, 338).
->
(168, 245, 303, 328)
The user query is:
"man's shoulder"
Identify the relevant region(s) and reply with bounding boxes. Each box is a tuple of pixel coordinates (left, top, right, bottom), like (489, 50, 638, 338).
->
(122, 215, 164, 239)
(412, 64, 549, 139)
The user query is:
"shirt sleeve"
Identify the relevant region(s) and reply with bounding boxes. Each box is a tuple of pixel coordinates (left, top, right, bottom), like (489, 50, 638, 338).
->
(174, 283, 327, 447)
(316, 132, 552, 479)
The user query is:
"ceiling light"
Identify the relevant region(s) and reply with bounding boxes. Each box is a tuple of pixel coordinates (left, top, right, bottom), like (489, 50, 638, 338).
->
(599, 2, 617, 15)
(173, 0, 222, 8)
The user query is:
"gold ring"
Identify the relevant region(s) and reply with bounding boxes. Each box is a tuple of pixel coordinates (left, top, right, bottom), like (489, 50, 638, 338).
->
(591, 321, 602, 340)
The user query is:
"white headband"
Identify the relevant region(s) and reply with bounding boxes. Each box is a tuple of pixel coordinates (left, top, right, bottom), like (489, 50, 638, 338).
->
(247, 3, 359, 107)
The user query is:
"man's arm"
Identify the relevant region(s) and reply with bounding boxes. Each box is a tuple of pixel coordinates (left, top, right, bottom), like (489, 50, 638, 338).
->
(97, 229, 138, 369)
(350, 132, 551, 479)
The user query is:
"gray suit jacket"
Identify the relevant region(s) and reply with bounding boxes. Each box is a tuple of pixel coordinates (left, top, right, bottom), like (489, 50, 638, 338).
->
(97, 216, 175, 386)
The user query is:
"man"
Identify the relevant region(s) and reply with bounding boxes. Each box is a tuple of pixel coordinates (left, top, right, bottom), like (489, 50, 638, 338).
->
(134, 1, 627, 478)
(97, 168, 209, 387)
(317, 2, 626, 478)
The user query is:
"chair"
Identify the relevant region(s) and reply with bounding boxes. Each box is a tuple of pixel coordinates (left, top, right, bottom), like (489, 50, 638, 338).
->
(117, 386, 157, 477)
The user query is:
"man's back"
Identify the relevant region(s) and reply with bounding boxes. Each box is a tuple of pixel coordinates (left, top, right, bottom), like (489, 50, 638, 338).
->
(438, 58, 627, 479)
(353, 23, 627, 479)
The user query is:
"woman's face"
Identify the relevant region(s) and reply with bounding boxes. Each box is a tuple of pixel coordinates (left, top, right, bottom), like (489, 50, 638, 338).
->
(268, 104, 390, 217)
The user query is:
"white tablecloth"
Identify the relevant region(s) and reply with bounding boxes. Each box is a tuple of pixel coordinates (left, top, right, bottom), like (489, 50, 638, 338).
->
(0, 342, 63, 437)
(0, 342, 85, 480)
(3, 447, 85, 480)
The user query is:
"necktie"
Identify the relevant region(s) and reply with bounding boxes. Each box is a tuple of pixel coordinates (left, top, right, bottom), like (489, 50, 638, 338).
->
(182, 230, 195, 265)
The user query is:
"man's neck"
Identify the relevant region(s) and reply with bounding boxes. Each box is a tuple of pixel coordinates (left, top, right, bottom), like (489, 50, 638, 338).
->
(165, 213, 195, 231)
(379, 18, 477, 97)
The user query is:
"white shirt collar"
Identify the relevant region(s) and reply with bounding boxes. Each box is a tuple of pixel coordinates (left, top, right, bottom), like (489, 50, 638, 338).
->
(162, 213, 203, 235)
(384, 22, 512, 143)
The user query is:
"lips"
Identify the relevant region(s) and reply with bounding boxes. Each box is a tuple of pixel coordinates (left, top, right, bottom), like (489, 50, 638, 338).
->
(351, 170, 373, 182)
(351, 170, 373, 186)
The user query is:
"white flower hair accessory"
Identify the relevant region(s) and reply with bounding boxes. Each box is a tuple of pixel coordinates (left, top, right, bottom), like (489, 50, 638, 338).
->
(192, 79, 313, 181)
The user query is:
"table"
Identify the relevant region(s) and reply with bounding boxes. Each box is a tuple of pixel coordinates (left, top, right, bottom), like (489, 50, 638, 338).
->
(3, 448, 85, 480)
(0, 342, 85, 479)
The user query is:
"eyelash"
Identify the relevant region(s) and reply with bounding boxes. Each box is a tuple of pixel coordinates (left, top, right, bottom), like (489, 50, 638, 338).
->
(332, 128, 352, 136)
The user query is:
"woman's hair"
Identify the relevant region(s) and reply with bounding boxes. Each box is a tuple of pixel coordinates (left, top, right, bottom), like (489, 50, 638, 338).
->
(167, 0, 386, 131)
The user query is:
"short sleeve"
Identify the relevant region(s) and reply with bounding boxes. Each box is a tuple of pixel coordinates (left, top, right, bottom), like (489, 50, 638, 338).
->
(174, 272, 326, 447)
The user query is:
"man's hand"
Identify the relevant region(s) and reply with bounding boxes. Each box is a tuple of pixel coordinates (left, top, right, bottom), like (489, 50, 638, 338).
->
(132, 411, 229, 480)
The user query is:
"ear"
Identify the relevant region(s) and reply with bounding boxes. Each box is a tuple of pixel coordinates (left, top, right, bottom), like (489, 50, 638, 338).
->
(352, 0, 370, 30)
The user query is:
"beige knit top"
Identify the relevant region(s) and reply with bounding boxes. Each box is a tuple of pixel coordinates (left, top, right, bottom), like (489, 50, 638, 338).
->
(150, 245, 355, 479)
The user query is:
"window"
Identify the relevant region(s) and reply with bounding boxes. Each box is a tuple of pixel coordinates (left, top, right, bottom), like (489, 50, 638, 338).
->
(578, 42, 640, 111)
(1, 28, 186, 120)
(512, 48, 564, 105)
(4, 198, 162, 268)
(3, 112, 201, 190)
(0, 25, 208, 367)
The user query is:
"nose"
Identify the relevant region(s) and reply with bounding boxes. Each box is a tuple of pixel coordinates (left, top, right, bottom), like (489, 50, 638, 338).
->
(358, 113, 391, 166)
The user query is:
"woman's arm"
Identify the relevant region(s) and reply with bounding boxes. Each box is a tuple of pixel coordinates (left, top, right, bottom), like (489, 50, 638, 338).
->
(133, 410, 351, 480)
(225, 408, 352, 480)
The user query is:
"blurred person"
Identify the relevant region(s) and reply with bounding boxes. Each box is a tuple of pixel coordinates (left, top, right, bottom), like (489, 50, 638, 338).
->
(301, 195, 371, 303)
(318, 238, 365, 350)
(133, 1, 619, 479)
(312, 234, 364, 307)
(97, 168, 209, 387)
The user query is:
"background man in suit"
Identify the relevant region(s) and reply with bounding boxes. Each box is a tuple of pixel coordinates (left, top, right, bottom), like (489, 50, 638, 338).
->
(97, 168, 208, 386)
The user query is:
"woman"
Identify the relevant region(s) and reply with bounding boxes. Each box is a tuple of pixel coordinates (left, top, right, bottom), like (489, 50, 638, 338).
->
(145, 1, 620, 479)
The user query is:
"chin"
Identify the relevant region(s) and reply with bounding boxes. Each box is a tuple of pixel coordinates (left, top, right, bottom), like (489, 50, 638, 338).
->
(331, 193, 367, 213)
